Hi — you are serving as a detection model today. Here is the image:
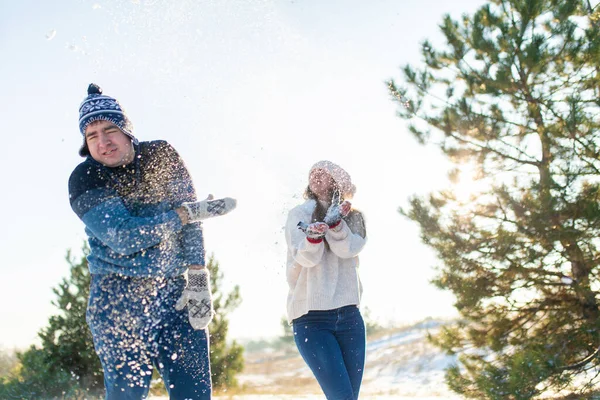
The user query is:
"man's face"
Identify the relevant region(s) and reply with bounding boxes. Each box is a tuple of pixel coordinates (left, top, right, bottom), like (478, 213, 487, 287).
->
(85, 120, 134, 167)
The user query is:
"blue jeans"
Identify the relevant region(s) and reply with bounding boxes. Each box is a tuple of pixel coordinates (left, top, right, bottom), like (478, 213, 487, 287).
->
(87, 274, 212, 400)
(293, 305, 366, 400)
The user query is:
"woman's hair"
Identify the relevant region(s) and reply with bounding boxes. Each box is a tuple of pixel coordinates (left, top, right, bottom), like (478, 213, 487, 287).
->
(304, 184, 345, 224)
(345, 210, 366, 238)
(304, 186, 327, 223)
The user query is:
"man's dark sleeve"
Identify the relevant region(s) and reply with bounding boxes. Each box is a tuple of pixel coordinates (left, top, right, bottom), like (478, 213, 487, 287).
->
(69, 161, 184, 256)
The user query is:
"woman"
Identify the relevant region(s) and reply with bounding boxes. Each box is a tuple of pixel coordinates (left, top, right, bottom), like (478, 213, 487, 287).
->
(285, 160, 367, 400)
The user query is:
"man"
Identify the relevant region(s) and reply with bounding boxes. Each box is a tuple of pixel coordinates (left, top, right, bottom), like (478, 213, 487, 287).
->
(68, 83, 236, 399)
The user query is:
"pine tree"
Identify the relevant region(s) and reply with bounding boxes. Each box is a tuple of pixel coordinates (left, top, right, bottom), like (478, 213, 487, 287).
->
(0, 244, 102, 399)
(388, 0, 600, 398)
(0, 246, 244, 398)
(40, 246, 104, 392)
(206, 255, 244, 390)
(0, 348, 17, 378)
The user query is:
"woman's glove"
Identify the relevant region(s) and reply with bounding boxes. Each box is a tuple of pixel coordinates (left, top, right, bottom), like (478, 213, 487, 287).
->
(324, 200, 351, 229)
(175, 268, 214, 330)
(297, 221, 329, 243)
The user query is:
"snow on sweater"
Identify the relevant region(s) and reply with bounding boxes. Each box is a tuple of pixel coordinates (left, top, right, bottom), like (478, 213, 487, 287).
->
(285, 199, 367, 323)
(68, 140, 205, 277)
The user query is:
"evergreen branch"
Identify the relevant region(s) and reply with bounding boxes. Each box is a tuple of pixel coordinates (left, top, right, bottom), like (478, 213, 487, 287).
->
(409, 84, 543, 165)
(412, 73, 532, 130)
(442, 128, 539, 167)
(559, 343, 600, 370)
(392, 90, 541, 167)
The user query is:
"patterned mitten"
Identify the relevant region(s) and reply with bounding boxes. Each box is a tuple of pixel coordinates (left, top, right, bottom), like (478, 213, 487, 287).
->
(175, 268, 214, 330)
(297, 221, 329, 243)
(182, 195, 237, 222)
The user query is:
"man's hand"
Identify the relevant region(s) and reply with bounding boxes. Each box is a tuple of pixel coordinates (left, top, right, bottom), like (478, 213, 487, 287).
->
(182, 194, 237, 223)
(175, 268, 214, 330)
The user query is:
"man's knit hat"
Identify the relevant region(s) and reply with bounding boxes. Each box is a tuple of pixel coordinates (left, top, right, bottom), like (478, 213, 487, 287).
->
(310, 160, 356, 198)
(78, 83, 137, 156)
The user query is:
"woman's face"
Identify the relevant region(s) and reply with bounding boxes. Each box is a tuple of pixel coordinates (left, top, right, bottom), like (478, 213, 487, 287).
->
(309, 169, 335, 200)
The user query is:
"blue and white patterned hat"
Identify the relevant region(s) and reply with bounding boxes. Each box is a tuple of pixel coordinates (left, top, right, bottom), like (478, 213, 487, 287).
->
(78, 83, 137, 145)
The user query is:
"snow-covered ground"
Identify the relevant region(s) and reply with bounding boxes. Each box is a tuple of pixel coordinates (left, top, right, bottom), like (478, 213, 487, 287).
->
(212, 397, 452, 400)
(359, 321, 459, 398)
(152, 396, 455, 400)
(150, 320, 463, 399)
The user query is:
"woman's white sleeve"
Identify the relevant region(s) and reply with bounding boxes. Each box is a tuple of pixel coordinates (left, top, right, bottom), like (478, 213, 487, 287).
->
(325, 217, 366, 259)
(285, 211, 325, 268)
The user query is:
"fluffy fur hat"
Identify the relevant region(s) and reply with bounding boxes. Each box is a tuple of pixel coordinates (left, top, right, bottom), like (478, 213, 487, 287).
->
(310, 160, 356, 198)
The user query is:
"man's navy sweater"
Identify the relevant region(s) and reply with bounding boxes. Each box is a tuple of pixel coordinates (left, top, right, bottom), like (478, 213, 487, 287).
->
(69, 140, 205, 277)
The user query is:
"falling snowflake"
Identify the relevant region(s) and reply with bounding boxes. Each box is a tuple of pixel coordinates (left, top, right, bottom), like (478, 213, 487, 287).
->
(45, 30, 56, 40)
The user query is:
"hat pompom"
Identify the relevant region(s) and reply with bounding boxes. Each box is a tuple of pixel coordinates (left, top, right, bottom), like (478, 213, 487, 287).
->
(87, 83, 102, 95)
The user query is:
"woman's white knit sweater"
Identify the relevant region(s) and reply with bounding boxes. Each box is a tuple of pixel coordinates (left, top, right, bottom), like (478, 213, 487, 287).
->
(285, 199, 367, 323)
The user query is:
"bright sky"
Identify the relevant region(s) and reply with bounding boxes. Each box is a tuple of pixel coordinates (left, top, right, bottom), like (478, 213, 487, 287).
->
(0, 0, 485, 349)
